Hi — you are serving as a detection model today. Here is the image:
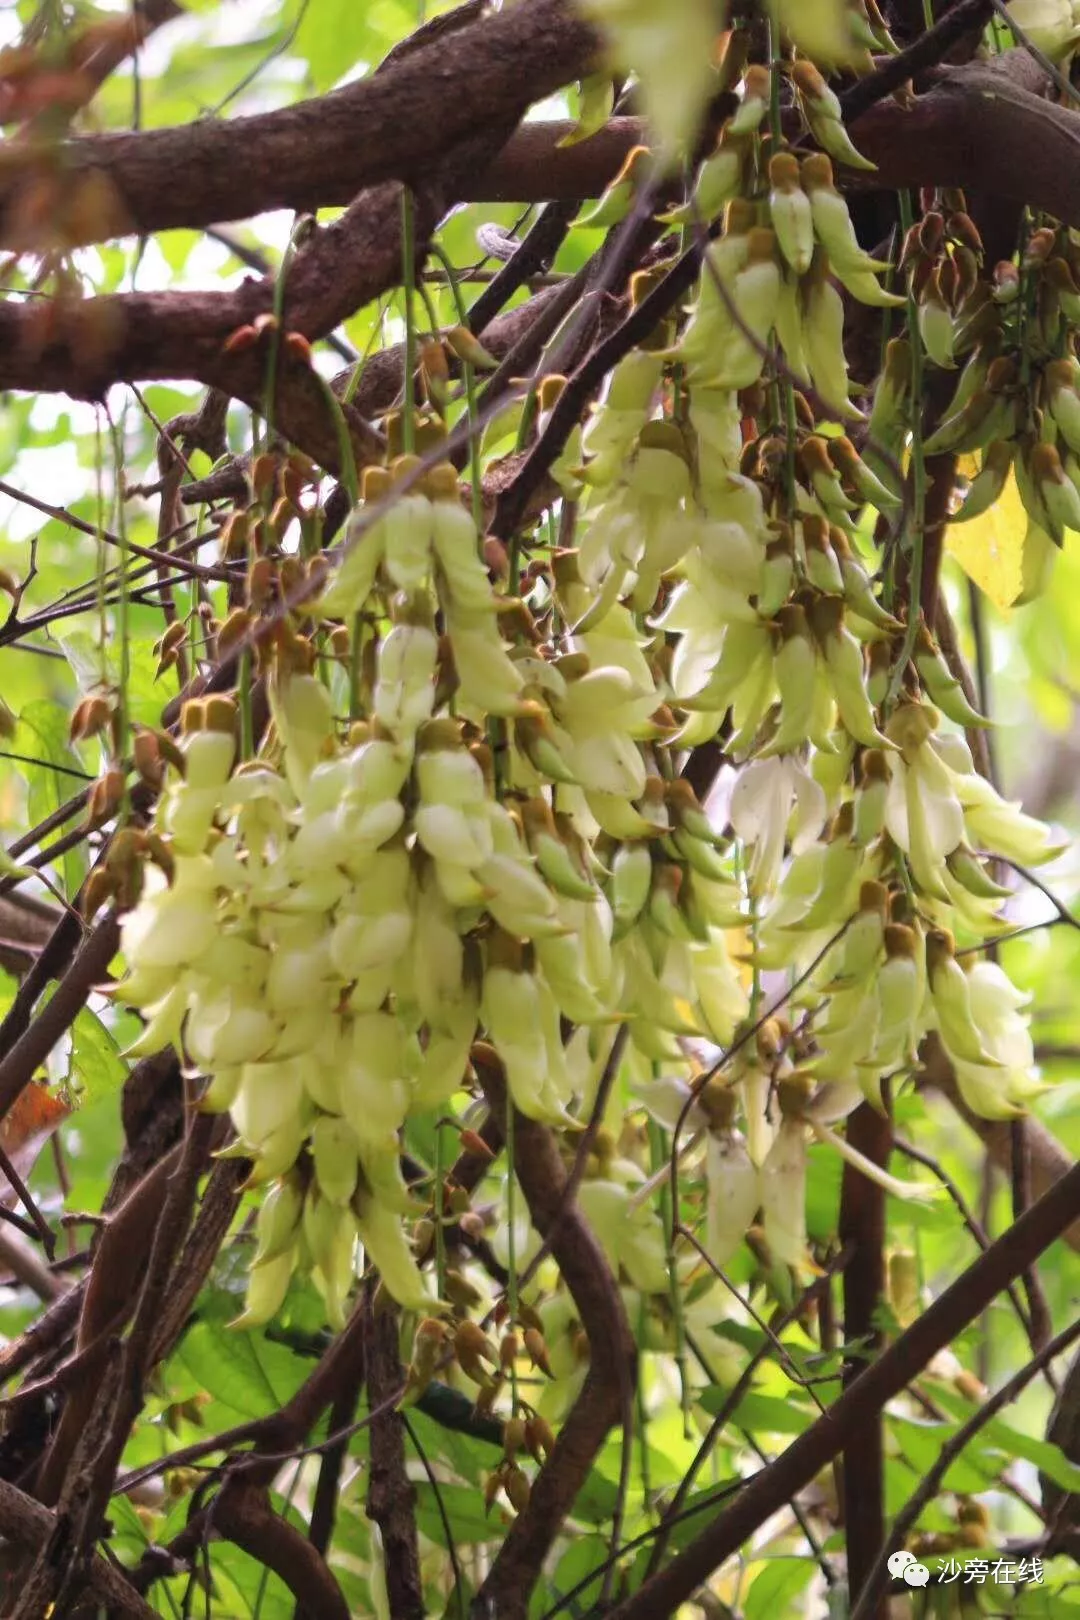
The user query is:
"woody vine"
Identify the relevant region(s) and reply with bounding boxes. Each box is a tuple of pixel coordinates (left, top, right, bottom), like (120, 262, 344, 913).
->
(0, 1, 1079, 1618)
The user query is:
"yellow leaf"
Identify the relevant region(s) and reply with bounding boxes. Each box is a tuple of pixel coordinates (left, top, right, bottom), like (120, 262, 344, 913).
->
(945, 461, 1026, 611)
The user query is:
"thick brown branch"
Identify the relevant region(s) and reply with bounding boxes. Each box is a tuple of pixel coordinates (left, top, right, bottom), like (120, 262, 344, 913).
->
(214, 1480, 351, 1620)
(472, 1049, 637, 1620)
(608, 1148, 1080, 1620)
(0, 1477, 158, 1619)
(0, 0, 599, 248)
(364, 1289, 423, 1620)
(838, 1105, 892, 1619)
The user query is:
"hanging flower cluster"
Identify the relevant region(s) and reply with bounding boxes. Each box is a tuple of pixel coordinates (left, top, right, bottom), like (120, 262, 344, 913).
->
(114, 2, 1067, 1441)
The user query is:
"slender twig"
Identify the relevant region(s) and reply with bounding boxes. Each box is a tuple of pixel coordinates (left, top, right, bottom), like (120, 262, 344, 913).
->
(606, 1155, 1080, 1620)
(849, 1314, 1080, 1620)
(892, 1134, 1040, 1351)
(840, 0, 994, 125)
(987, 0, 1080, 105)
(0, 1141, 55, 1257)
(645, 1252, 849, 1578)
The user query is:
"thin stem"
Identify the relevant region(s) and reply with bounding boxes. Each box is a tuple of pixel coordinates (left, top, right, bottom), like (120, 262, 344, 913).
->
(887, 189, 927, 705)
(849, 1314, 1080, 1620)
(400, 188, 418, 456)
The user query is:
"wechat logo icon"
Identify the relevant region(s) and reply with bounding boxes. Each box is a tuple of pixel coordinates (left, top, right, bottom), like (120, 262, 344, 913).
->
(888, 1550, 931, 1587)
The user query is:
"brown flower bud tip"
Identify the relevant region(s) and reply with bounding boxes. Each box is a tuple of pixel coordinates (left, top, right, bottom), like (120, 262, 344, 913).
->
(499, 1330, 520, 1370)
(1025, 226, 1057, 267)
(219, 510, 251, 561)
(247, 555, 275, 610)
(132, 728, 161, 777)
(328, 624, 351, 660)
(107, 822, 145, 872)
(73, 693, 115, 743)
(745, 226, 777, 264)
(86, 767, 126, 829)
(767, 150, 801, 190)
(1032, 441, 1069, 487)
(1045, 255, 1080, 294)
(523, 1327, 554, 1377)
(414, 1316, 449, 1352)
(502, 1416, 526, 1459)
(992, 260, 1020, 295)
(80, 867, 116, 921)
(515, 1299, 544, 1337)
(216, 608, 252, 661)
(160, 618, 188, 655)
(420, 338, 450, 383)
(277, 557, 303, 605)
(455, 1318, 499, 1365)
(918, 210, 945, 256)
(251, 453, 278, 502)
(251, 312, 280, 338)
(697, 1078, 738, 1133)
(483, 1469, 504, 1514)
(145, 832, 175, 883)
(222, 323, 259, 354)
(283, 330, 312, 366)
(152, 732, 185, 775)
(503, 1465, 531, 1514)
(524, 1413, 555, 1462)
(446, 1180, 471, 1217)
(267, 494, 295, 542)
(281, 465, 306, 510)
(756, 1017, 786, 1061)
(951, 245, 979, 303)
(458, 1127, 496, 1162)
(897, 221, 923, 273)
(457, 1211, 486, 1242)
(789, 59, 827, 100)
(799, 151, 834, 190)
(948, 210, 983, 257)
(792, 391, 816, 431)
(937, 256, 959, 309)
(478, 535, 508, 580)
(799, 438, 836, 482)
(204, 695, 238, 735)
(952, 1370, 986, 1403)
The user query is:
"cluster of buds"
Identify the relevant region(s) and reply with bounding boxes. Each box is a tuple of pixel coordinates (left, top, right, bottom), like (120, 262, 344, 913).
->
(110, 16, 1065, 1415)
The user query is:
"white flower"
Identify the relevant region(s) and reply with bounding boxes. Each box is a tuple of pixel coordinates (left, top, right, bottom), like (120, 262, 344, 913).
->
(731, 755, 827, 898)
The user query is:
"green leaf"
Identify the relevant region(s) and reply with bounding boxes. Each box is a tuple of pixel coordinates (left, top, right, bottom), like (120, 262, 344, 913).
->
(293, 0, 409, 92)
(930, 1387, 1080, 1493)
(698, 1387, 815, 1436)
(744, 1557, 817, 1620)
(404, 1409, 485, 1485)
(16, 699, 88, 897)
(414, 1481, 498, 1547)
(176, 1317, 309, 1421)
(891, 1416, 998, 1496)
(545, 1534, 609, 1618)
(207, 1538, 294, 1618)
(69, 1005, 126, 1100)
